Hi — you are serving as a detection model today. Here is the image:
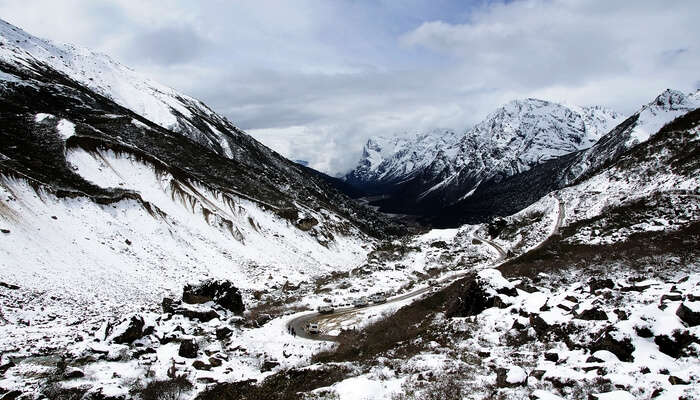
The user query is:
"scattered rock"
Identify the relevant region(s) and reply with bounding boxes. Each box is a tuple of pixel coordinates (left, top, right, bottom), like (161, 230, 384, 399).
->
(0, 390, 22, 400)
(216, 327, 233, 340)
(430, 241, 448, 249)
(529, 314, 552, 337)
(661, 293, 683, 302)
(175, 307, 220, 322)
(544, 352, 559, 362)
(530, 370, 546, 380)
(179, 339, 198, 358)
(182, 279, 244, 314)
(557, 303, 572, 312)
(654, 330, 698, 358)
(495, 366, 526, 387)
(111, 315, 146, 344)
(192, 360, 211, 371)
(620, 285, 651, 292)
(590, 331, 635, 362)
(613, 310, 628, 320)
(668, 376, 689, 385)
(634, 326, 653, 338)
(589, 278, 614, 292)
(675, 303, 699, 326)
(576, 307, 608, 321)
(295, 217, 318, 231)
(0, 360, 15, 375)
(64, 368, 85, 379)
(261, 359, 280, 372)
(586, 356, 604, 363)
(209, 357, 223, 368)
(0, 229, 10, 234)
(565, 295, 579, 303)
(162, 297, 176, 314)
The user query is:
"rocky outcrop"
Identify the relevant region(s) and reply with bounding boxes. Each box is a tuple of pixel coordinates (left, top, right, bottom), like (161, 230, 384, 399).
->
(182, 279, 244, 314)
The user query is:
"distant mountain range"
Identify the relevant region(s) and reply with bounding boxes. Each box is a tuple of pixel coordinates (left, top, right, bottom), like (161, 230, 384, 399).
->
(341, 91, 698, 226)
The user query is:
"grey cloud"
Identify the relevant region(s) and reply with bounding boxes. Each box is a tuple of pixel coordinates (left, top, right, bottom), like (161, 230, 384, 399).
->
(125, 25, 209, 65)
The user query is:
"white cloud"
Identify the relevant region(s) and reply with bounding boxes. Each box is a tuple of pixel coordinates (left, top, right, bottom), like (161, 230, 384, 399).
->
(1, 0, 697, 175)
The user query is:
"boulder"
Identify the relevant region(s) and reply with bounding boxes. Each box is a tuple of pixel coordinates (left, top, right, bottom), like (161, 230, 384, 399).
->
(576, 308, 608, 321)
(216, 327, 233, 340)
(174, 307, 220, 322)
(261, 359, 280, 372)
(209, 357, 223, 368)
(589, 278, 614, 292)
(446, 270, 515, 317)
(590, 331, 635, 362)
(182, 279, 244, 314)
(179, 339, 199, 359)
(111, 316, 146, 344)
(162, 297, 176, 314)
(495, 366, 527, 387)
(192, 360, 211, 371)
(675, 302, 699, 327)
(668, 376, 689, 385)
(654, 330, 698, 358)
(544, 352, 559, 362)
(64, 368, 85, 379)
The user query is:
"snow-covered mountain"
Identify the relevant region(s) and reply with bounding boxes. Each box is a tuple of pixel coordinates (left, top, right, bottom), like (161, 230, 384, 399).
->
(0, 20, 403, 393)
(563, 89, 700, 184)
(345, 98, 621, 215)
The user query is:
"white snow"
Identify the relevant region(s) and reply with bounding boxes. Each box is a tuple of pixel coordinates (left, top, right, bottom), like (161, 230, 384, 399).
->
(56, 119, 75, 140)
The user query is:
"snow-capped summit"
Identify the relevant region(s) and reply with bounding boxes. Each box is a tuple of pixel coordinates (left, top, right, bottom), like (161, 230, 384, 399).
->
(564, 89, 700, 183)
(345, 98, 621, 210)
(346, 128, 460, 189)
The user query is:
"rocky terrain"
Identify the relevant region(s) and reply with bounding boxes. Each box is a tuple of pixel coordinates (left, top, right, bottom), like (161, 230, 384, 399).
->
(0, 17, 698, 400)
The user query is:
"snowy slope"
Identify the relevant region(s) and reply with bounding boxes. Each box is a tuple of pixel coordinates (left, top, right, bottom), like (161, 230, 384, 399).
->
(0, 18, 243, 160)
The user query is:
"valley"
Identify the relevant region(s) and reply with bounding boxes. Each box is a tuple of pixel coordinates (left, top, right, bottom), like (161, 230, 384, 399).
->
(0, 14, 698, 400)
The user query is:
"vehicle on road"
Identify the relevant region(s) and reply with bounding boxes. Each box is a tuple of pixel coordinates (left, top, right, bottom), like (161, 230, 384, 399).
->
(318, 305, 334, 314)
(370, 294, 386, 304)
(308, 323, 320, 334)
(353, 297, 369, 308)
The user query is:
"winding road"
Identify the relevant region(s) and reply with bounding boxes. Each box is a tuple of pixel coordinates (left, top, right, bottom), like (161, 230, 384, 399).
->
(288, 198, 566, 342)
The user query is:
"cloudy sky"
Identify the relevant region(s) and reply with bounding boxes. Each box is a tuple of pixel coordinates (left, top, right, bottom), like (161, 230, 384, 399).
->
(1, 0, 698, 174)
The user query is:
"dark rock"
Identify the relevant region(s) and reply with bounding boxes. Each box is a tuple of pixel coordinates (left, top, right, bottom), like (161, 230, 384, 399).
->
(162, 297, 176, 314)
(178, 339, 198, 359)
(589, 278, 614, 292)
(640, 367, 650, 374)
(296, 217, 318, 231)
(209, 357, 223, 367)
(515, 283, 539, 293)
(620, 285, 651, 292)
(174, 307, 220, 322)
(676, 276, 690, 284)
(446, 278, 495, 317)
(477, 351, 491, 358)
(676, 303, 699, 326)
(112, 316, 145, 344)
(0, 360, 15, 375)
(576, 308, 608, 321)
(589, 331, 635, 362)
(564, 296, 578, 303)
(634, 326, 654, 338)
(654, 331, 699, 358)
(216, 327, 233, 340)
(495, 367, 526, 387)
(539, 304, 551, 312)
(192, 360, 211, 371)
(582, 366, 600, 372)
(557, 304, 572, 312)
(668, 375, 689, 385)
(544, 352, 559, 362)
(261, 359, 280, 372)
(661, 293, 683, 302)
(529, 314, 551, 337)
(651, 388, 663, 398)
(124, 239, 131, 245)
(182, 279, 244, 314)
(613, 310, 628, 320)
(0, 229, 10, 234)
(530, 370, 546, 380)
(0, 282, 19, 290)
(496, 286, 518, 297)
(0, 390, 22, 400)
(64, 368, 85, 379)
(430, 241, 448, 249)
(511, 319, 527, 330)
